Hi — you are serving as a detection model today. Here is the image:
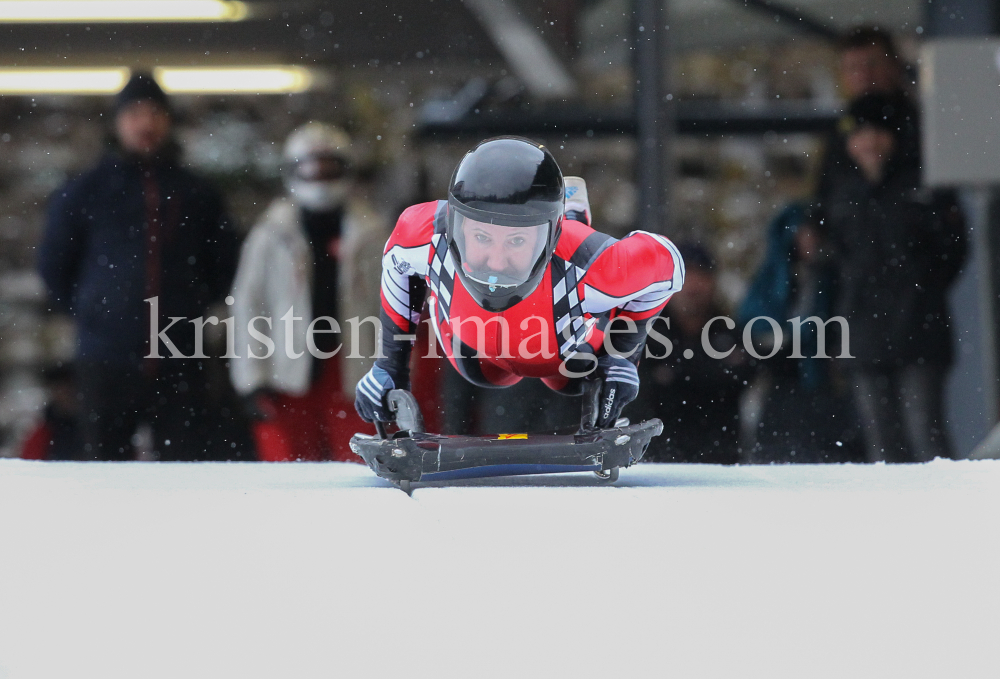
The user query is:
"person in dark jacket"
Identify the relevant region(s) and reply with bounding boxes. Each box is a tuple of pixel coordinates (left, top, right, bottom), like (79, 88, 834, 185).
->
(38, 73, 240, 461)
(825, 93, 967, 463)
(814, 27, 919, 224)
(738, 203, 863, 463)
(632, 244, 749, 464)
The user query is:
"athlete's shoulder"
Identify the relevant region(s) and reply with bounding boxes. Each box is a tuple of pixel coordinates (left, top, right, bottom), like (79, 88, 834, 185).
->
(595, 230, 681, 272)
(389, 200, 446, 250)
(554, 218, 617, 268)
(583, 230, 684, 304)
(395, 200, 442, 232)
(554, 218, 594, 257)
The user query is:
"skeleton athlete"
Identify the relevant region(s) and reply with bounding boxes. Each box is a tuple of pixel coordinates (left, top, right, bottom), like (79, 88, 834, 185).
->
(355, 136, 685, 429)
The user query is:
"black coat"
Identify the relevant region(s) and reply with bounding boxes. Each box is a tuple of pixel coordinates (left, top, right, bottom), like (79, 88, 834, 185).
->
(38, 150, 239, 365)
(824, 160, 966, 367)
(815, 93, 921, 213)
(632, 310, 750, 464)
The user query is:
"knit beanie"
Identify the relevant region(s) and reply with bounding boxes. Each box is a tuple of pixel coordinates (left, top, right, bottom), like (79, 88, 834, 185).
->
(114, 72, 170, 115)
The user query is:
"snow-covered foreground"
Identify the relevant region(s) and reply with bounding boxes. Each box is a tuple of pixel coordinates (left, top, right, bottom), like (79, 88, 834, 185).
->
(1, 459, 998, 679)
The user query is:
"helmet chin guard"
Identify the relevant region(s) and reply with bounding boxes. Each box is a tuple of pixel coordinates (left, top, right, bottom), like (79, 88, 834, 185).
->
(447, 136, 564, 312)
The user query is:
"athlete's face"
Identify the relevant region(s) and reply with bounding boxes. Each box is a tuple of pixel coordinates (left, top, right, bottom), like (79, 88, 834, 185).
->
(460, 217, 544, 284)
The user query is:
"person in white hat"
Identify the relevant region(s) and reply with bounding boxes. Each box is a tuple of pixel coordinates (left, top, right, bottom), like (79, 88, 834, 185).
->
(229, 122, 389, 461)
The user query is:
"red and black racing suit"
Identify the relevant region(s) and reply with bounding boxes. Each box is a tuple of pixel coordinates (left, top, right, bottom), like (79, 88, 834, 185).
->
(374, 200, 684, 397)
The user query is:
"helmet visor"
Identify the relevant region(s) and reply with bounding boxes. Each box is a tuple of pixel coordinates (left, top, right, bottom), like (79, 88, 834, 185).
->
(453, 215, 550, 290)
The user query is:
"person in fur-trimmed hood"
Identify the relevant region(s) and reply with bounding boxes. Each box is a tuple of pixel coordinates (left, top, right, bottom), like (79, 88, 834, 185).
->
(229, 123, 389, 462)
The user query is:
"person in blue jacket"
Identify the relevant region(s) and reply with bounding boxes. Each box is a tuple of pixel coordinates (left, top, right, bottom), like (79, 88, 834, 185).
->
(738, 202, 862, 463)
(38, 73, 240, 461)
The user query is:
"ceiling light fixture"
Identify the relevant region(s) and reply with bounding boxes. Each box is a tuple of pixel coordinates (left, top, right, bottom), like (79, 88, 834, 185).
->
(154, 67, 314, 94)
(0, 67, 130, 94)
(0, 1, 248, 23)
(0, 67, 315, 95)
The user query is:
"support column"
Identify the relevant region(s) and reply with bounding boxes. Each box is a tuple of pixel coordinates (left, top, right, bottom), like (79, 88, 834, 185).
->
(633, 0, 672, 235)
(926, 0, 1000, 453)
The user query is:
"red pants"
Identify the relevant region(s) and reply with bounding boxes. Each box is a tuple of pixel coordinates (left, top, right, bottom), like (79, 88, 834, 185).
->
(254, 319, 444, 462)
(252, 359, 371, 463)
(20, 423, 51, 460)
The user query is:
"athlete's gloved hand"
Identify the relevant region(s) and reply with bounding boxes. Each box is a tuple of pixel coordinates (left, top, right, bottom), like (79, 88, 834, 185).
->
(592, 354, 640, 428)
(354, 365, 396, 423)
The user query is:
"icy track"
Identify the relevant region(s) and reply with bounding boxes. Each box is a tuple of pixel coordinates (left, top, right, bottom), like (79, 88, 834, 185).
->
(1, 459, 998, 679)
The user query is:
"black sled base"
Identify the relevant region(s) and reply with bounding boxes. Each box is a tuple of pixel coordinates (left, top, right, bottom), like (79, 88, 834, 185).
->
(350, 385, 663, 488)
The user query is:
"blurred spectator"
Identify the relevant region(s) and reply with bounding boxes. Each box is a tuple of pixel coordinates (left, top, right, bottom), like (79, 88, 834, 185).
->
(632, 244, 748, 464)
(19, 365, 79, 460)
(824, 94, 966, 462)
(229, 123, 388, 461)
(38, 73, 241, 461)
(839, 26, 910, 100)
(816, 26, 919, 217)
(738, 204, 862, 463)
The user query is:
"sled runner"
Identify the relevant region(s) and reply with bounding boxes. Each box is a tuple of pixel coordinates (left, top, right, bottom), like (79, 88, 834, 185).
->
(350, 381, 662, 491)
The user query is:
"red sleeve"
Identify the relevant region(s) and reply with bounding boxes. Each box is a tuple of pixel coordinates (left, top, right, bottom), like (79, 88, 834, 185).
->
(384, 202, 439, 254)
(582, 231, 684, 321)
(380, 202, 438, 333)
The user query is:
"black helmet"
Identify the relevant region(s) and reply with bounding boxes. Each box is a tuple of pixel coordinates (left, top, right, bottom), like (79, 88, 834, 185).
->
(447, 136, 564, 312)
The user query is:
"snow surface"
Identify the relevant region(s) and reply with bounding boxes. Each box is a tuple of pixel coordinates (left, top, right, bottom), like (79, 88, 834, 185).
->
(1, 459, 998, 679)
